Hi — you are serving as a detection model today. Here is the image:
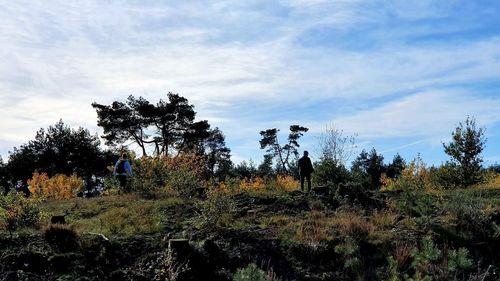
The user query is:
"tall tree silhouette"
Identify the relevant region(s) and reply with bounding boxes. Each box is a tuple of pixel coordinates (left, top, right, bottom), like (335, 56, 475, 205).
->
(92, 93, 211, 156)
(259, 125, 309, 174)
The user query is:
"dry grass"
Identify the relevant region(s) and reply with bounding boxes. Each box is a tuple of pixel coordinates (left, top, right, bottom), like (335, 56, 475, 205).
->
(331, 210, 374, 239)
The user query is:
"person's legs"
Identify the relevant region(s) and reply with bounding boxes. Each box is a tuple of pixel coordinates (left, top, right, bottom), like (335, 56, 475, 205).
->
(306, 174, 311, 192)
(300, 174, 305, 192)
(117, 175, 127, 189)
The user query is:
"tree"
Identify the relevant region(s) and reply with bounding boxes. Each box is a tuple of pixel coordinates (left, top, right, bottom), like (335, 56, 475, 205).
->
(6, 120, 112, 191)
(92, 97, 151, 156)
(259, 125, 309, 174)
(0, 157, 9, 195)
(316, 124, 357, 166)
(191, 127, 232, 180)
(386, 153, 406, 179)
(351, 148, 386, 189)
(442, 116, 486, 187)
(92, 93, 211, 157)
(257, 154, 275, 178)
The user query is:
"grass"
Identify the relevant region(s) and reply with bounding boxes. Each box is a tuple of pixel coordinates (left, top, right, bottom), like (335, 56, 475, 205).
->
(40, 194, 184, 237)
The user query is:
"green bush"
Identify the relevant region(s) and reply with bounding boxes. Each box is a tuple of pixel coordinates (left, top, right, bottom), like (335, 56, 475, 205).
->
(233, 263, 266, 281)
(130, 157, 170, 197)
(166, 167, 201, 198)
(313, 159, 351, 186)
(0, 192, 42, 232)
(448, 247, 473, 273)
(198, 188, 236, 229)
(395, 191, 437, 218)
(445, 193, 488, 233)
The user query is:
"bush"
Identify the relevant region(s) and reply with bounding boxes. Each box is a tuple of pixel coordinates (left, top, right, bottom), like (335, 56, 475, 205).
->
(395, 191, 437, 218)
(239, 177, 266, 192)
(445, 193, 488, 233)
(130, 156, 170, 197)
(44, 223, 79, 252)
(0, 192, 41, 232)
(233, 263, 267, 281)
(381, 156, 434, 191)
(198, 187, 236, 228)
(28, 171, 84, 199)
(335, 182, 370, 205)
(312, 159, 351, 186)
(131, 154, 205, 198)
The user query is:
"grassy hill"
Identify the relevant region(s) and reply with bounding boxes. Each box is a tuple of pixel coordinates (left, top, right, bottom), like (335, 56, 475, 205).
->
(0, 185, 499, 280)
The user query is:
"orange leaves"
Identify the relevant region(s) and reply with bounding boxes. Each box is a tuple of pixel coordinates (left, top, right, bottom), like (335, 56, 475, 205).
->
(28, 171, 84, 200)
(274, 175, 298, 191)
(237, 175, 299, 192)
(239, 177, 266, 191)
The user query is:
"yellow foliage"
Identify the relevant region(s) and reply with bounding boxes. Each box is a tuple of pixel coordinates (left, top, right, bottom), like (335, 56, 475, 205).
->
(239, 177, 266, 191)
(164, 153, 205, 180)
(28, 171, 84, 200)
(381, 155, 436, 191)
(274, 175, 299, 191)
(476, 171, 500, 189)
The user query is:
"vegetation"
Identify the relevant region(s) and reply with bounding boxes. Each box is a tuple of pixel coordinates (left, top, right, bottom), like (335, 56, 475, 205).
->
(0, 96, 498, 280)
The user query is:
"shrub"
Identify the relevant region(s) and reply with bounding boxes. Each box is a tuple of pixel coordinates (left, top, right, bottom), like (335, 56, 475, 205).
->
(239, 177, 266, 192)
(0, 192, 41, 232)
(444, 192, 488, 233)
(44, 223, 79, 252)
(395, 191, 437, 218)
(448, 247, 473, 273)
(151, 244, 189, 281)
(335, 182, 370, 205)
(312, 159, 351, 186)
(381, 155, 434, 191)
(198, 187, 236, 228)
(28, 171, 84, 200)
(477, 170, 500, 189)
(132, 154, 205, 198)
(273, 175, 298, 191)
(233, 263, 267, 281)
(130, 156, 170, 197)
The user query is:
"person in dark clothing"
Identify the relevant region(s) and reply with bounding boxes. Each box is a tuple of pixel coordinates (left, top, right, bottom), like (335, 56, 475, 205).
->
(114, 153, 133, 190)
(298, 151, 314, 193)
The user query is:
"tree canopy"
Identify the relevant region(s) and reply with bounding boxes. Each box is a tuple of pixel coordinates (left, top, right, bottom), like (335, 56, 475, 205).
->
(259, 125, 309, 174)
(92, 93, 212, 157)
(443, 116, 486, 187)
(6, 120, 113, 191)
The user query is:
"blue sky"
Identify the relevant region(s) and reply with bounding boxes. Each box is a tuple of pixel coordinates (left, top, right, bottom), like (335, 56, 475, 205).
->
(1, 0, 500, 167)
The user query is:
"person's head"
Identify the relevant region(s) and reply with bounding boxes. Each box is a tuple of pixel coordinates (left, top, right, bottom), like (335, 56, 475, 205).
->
(303, 151, 309, 157)
(120, 152, 127, 160)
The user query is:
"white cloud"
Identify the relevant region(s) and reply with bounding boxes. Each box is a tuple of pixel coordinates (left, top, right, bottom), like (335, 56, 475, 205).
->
(0, 0, 499, 163)
(332, 90, 500, 140)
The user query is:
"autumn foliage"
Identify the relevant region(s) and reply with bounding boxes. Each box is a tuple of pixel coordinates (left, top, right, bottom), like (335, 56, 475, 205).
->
(28, 171, 84, 199)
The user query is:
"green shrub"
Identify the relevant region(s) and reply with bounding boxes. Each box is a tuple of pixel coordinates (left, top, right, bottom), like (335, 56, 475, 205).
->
(448, 247, 473, 273)
(313, 159, 351, 186)
(335, 182, 369, 205)
(445, 193, 488, 233)
(395, 191, 437, 218)
(233, 263, 266, 281)
(130, 157, 170, 197)
(166, 167, 201, 198)
(198, 188, 236, 229)
(0, 192, 42, 232)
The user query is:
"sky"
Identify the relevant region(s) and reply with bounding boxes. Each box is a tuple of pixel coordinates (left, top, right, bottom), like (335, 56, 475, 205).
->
(1, 0, 500, 167)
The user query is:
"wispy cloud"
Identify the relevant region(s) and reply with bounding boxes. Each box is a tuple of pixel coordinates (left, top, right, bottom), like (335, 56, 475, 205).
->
(0, 0, 499, 164)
